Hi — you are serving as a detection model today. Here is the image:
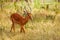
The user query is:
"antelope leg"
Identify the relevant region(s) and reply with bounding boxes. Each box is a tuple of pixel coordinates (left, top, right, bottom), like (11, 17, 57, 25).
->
(20, 25, 25, 33)
(10, 22, 15, 32)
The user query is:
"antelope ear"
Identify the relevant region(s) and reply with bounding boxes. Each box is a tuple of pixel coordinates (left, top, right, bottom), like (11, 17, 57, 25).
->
(23, 10, 25, 13)
(25, 0, 28, 2)
(28, 13, 32, 16)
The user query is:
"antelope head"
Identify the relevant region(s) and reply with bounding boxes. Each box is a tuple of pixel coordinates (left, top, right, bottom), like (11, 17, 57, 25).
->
(27, 12, 32, 20)
(24, 10, 32, 20)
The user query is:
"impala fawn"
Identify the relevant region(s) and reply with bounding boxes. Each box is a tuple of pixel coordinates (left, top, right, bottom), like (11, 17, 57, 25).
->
(10, 11, 32, 33)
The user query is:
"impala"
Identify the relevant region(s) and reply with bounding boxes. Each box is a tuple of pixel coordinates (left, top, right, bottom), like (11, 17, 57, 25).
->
(10, 11, 32, 33)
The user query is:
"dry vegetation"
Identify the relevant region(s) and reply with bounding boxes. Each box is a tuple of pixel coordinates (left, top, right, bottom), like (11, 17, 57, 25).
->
(0, 2, 60, 40)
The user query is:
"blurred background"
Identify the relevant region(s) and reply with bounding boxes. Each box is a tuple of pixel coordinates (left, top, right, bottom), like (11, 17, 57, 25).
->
(0, 0, 60, 40)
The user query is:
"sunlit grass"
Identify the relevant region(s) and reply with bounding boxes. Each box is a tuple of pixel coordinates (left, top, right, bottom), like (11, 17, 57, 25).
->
(0, 1, 60, 40)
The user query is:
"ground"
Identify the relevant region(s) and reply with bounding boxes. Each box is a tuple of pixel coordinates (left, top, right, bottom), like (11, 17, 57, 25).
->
(0, 17, 60, 40)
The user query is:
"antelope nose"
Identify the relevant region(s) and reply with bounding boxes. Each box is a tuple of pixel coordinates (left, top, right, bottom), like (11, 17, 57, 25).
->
(30, 17, 33, 21)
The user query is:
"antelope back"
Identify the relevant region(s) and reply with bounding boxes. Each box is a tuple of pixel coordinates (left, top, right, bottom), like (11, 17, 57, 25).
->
(11, 13, 24, 23)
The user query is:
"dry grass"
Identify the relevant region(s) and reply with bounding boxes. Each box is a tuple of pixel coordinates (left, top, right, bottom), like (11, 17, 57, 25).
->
(0, 11, 60, 40)
(0, 2, 60, 40)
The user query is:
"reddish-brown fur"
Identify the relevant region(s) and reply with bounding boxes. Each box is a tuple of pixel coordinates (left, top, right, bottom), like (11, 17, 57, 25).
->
(10, 12, 32, 33)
